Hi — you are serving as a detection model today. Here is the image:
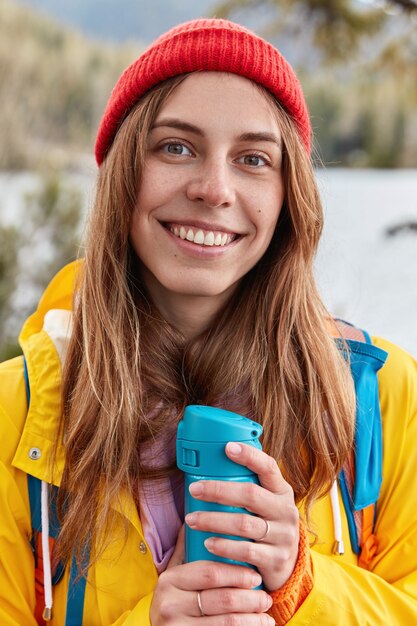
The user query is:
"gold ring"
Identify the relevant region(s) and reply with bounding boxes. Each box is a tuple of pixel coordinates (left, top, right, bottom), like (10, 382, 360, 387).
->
(197, 590, 205, 616)
(257, 518, 271, 542)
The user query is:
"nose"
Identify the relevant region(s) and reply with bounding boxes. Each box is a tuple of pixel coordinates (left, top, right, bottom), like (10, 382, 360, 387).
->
(186, 158, 236, 208)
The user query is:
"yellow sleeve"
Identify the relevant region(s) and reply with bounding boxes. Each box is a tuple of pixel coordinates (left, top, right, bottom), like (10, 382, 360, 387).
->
(287, 338, 417, 624)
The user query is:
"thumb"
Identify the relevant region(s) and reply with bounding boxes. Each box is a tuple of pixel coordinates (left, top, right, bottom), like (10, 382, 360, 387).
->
(167, 524, 185, 569)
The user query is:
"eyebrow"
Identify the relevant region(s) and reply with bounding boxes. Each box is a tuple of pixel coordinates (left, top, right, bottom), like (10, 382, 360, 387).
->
(152, 118, 204, 136)
(151, 118, 282, 148)
(239, 131, 282, 148)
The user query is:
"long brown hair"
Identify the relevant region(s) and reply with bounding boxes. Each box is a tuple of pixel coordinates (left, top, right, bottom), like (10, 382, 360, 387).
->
(58, 74, 356, 568)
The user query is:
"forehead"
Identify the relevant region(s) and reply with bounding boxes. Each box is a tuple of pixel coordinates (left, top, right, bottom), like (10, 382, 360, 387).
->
(155, 71, 281, 134)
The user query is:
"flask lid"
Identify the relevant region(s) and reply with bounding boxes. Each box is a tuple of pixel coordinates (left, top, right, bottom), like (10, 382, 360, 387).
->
(177, 405, 263, 443)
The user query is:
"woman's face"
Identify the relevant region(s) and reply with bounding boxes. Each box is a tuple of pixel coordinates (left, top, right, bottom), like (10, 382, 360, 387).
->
(131, 72, 285, 315)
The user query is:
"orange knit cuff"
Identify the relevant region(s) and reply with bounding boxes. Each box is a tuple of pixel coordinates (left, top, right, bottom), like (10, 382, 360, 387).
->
(267, 522, 313, 625)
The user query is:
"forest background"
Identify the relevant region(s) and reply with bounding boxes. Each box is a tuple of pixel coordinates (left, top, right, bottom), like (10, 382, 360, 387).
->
(0, 0, 416, 359)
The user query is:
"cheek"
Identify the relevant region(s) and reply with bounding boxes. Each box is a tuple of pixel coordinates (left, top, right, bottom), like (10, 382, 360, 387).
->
(138, 161, 183, 204)
(253, 173, 284, 217)
(256, 197, 283, 239)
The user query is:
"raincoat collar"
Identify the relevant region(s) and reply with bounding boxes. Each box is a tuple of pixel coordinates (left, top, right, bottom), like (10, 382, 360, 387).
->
(12, 262, 81, 487)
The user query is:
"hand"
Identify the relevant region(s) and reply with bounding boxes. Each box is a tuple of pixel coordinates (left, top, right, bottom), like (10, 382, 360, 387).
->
(150, 525, 275, 625)
(185, 442, 300, 592)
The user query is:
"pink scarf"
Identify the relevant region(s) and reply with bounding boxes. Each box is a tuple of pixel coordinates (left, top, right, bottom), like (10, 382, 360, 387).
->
(138, 434, 184, 573)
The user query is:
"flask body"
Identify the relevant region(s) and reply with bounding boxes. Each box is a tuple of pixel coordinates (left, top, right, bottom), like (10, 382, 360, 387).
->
(176, 405, 263, 571)
(184, 472, 260, 565)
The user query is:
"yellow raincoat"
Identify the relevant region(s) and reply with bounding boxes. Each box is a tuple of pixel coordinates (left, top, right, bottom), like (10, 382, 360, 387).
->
(1, 262, 417, 625)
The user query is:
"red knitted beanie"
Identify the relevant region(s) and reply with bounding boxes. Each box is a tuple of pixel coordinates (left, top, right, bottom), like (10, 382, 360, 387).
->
(95, 18, 311, 165)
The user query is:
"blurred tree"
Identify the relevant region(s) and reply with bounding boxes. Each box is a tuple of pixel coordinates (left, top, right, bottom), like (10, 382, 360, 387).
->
(0, 175, 83, 361)
(0, 225, 21, 360)
(213, 0, 417, 61)
(392, 0, 417, 10)
(0, 0, 138, 170)
(23, 176, 83, 290)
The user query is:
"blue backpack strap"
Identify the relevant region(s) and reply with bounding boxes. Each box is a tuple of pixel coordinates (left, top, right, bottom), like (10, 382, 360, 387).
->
(333, 320, 388, 567)
(23, 356, 88, 624)
(65, 554, 90, 626)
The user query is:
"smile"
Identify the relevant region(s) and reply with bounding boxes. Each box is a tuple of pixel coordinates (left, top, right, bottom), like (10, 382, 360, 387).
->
(166, 223, 239, 247)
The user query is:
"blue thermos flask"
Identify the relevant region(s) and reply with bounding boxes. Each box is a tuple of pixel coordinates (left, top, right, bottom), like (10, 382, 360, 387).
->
(176, 405, 263, 570)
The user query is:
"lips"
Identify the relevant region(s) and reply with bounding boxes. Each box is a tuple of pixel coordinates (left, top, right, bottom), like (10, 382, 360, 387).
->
(164, 222, 239, 247)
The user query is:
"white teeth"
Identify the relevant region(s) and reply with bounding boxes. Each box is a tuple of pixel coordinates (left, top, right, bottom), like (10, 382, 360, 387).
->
(194, 229, 205, 244)
(204, 231, 215, 246)
(169, 225, 236, 247)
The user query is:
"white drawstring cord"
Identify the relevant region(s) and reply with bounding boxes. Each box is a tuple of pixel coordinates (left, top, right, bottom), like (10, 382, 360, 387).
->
(41, 480, 53, 620)
(330, 480, 345, 555)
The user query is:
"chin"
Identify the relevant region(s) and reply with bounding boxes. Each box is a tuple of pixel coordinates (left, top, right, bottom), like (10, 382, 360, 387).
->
(171, 284, 231, 298)
(163, 274, 239, 298)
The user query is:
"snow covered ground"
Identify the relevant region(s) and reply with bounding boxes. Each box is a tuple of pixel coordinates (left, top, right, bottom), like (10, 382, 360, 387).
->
(315, 168, 417, 357)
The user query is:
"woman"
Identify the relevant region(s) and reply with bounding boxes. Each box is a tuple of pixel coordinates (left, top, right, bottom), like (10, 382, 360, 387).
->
(1, 18, 416, 626)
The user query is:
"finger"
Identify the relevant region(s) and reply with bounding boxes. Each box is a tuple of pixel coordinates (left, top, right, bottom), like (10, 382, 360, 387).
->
(226, 442, 292, 496)
(165, 560, 262, 591)
(185, 511, 270, 542)
(204, 536, 278, 572)
(189, 479, 275, 518)
(204, 533, 299, 592)
(167, 524, 185, 569)
(192, 587, 273, 617)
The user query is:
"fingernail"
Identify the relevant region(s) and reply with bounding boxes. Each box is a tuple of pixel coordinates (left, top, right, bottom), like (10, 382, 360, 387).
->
(227, 442, 242, 456)
(185, 514, 197, 527)
(189, 482, 203, 496)
(252, 574, 262, 587)
(204, 538, 215, 550)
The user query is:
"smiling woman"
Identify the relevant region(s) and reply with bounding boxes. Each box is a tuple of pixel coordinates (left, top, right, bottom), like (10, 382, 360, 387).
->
(1, 17, 417, 626)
